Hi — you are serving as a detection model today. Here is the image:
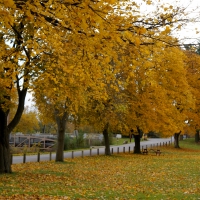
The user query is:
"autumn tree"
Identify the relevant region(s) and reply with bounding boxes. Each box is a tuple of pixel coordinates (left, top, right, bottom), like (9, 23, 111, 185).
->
(184, 50, 200, 143)
(32, 0, 138, 158)
(84, 80, 128, 155)
(11, 107, 39, 134)
(38, 120, 57, 134)
(0, 0, 129, 171)
(34, 59, 88, 161)
(1, 0, 69, 172)
(0, 0, 64, 172)
(123, 40, 194, 152)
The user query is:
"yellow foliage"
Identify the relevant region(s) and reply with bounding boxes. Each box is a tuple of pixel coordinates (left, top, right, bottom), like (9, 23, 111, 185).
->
(3, 0, 15, 8)
(124, 42, 195, 136)
(0, 0, 195, 162)
(184, 51, 200, 131)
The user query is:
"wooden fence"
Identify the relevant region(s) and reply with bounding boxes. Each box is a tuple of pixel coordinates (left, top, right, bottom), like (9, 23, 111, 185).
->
(10, 135, 56, 150)
(11, 140, 171, 164)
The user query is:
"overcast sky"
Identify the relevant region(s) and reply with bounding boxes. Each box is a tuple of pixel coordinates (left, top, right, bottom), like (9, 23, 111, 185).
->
(139, 0, 200, 43)
(168, 0, 200, 43)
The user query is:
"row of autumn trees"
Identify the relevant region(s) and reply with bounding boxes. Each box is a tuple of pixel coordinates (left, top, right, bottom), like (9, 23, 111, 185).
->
(0, 0, 200, 173)
(9, 106, 57, 134)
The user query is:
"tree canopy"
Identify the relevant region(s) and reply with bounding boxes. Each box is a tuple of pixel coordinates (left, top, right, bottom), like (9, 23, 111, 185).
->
(1, 0, 200, 172)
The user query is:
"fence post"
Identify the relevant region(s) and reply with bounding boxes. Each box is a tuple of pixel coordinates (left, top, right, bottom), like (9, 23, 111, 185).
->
(163, 142, 164, 146)
(37, 152, 40, 162)
(49, 152, 52, 161)
(90, 148, 92, 156)
(10, 154, 13, 165)
(111, 148, 113, 154)
(97, 149, 99, 155)
(23, 154, 26, 163)
(117, 147, 119, 154)
(142, 146, 143, 151)
(72, 151, 74, 159)
(129, 146, 130, 153)
(82, 150, 84, 158)
(146, 145, 148, 150)
(123, 147, 125, 153)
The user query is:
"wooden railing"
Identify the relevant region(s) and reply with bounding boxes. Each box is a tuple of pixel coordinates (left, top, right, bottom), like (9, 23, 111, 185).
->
(11, 140, 172, 164)
(10, 135, 56, 150)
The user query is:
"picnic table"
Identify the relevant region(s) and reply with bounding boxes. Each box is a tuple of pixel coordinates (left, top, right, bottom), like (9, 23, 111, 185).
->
(142, 148, 162, 156)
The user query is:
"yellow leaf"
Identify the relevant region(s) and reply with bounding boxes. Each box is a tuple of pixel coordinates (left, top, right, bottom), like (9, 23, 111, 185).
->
(4, 0, 15, 8)
(135, 38, 141, 46)
(163, 26, 171, 34)
(146, 0, 151, 5)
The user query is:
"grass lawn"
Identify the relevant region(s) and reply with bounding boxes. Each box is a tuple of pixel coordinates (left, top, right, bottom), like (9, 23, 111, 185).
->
(112, 137, 149, 146)
(112, 137, 132, 145)
(179, 138, 200, 150)
(0, 139, 200, 200)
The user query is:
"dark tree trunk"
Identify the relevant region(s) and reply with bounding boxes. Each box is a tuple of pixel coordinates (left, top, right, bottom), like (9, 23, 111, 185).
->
(0, 21, 30, 174)
(0, 109, 11, 173)
(8, 88, 27, 132)
(103, 123, 110, 156)
(0, 88, 27, 174)
(174, 131, 181, 148)
(195, 130, 200, 143)
(129, 134, 132, 143)
(134, 126, 142, 154)
(55, 110, 68, 162)
(42, 125, 46, 134)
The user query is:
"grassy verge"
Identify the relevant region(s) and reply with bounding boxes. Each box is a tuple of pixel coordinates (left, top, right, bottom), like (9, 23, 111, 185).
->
(1, 139, 199, 200)
(112, 137, 148, 145)
(179, 138, 200, 150)
(112, 137, 131, 145)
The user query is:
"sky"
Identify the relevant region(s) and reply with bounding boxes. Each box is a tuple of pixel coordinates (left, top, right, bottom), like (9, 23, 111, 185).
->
(168, 0, 200, 43)
(25, 92, 34, 107)
(139, 0, 200, 44)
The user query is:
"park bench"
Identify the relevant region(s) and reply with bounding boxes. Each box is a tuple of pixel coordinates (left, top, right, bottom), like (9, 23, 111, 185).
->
(142, 148, 148, 154)
(142, 149, 162, 155)
(149, 149, 162, 156)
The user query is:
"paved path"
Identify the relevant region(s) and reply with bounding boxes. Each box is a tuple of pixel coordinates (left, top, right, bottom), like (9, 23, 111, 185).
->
(12, 137, 173, 164)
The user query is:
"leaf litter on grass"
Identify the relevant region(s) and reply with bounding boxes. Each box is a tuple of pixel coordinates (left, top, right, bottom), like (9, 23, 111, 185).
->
(0, 147, 200, 200)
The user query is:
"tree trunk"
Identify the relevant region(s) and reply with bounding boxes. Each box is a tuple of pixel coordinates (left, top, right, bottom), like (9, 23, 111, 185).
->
(174, 131, 181, 148)
(129, 133, 132, 143)
(42, 125, 46, 134)
(0, 88, 27, 174)
(55, 110, 68, 162)
(103, 123, 110, 156)
(0, 109, 11, 173)
(195, 130, 200, 143)
(134, 126, 142, 154)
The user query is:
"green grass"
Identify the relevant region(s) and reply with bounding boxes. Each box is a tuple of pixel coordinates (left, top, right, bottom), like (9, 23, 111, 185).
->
(112, 136, 149, 146)
(112, 137, 135, 145)
(179, 138, 200, 150)
(1, 139, 200, 200)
